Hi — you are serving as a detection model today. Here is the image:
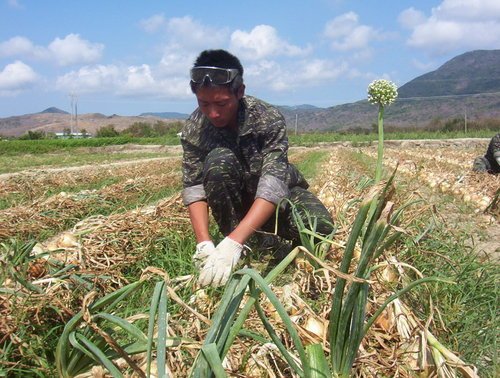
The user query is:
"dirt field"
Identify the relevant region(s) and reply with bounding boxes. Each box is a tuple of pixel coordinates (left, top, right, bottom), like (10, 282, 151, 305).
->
(0, 139, 498, 376)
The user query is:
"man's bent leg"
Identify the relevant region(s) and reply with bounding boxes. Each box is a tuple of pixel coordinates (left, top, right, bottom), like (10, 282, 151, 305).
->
(203, 148, 246, 236)
(472, 156, 492, 173)
(267, 187, 334, 243)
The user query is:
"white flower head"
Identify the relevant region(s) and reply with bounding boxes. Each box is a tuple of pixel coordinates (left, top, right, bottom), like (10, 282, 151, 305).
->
(367, 79, 398, 106)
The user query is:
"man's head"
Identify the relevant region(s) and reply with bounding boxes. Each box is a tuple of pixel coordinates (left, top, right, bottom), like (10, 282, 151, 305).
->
(190, 49, 244, 94)
(190, 50, 245, 129)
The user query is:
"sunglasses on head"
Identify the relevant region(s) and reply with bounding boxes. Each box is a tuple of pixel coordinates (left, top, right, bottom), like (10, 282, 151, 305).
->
(190, 66, 240, 85)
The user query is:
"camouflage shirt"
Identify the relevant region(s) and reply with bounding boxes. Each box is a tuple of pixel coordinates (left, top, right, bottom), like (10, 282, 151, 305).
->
(180, 95, 307, 206)
(485, 133, 500, 169)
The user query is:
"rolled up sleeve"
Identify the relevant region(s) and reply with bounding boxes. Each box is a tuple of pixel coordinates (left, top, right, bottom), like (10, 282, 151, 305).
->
(180, 124, 207, 206)
(255, 117, 290, 206)
(182, 184, 206, 206)
(256, 174, 290, 206)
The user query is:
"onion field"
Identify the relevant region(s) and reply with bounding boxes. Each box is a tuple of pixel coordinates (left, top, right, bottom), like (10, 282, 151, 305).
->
(0, 139, 498, 377)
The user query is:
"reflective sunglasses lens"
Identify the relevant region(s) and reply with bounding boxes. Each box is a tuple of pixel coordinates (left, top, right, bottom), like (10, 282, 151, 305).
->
(190, 67, 234, 84)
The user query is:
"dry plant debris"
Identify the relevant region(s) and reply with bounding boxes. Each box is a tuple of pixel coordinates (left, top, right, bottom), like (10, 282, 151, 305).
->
(1, 144, 492, 377)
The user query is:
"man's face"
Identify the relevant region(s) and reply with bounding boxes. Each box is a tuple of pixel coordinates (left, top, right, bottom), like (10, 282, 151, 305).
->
(195, 85, 244, 129)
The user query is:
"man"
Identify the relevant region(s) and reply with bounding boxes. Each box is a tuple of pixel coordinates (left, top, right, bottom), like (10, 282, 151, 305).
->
(181, 49, 333, 288)
(472, 133, 500, 174)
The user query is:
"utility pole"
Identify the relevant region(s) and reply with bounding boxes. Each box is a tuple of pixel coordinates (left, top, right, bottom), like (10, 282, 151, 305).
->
(69, 93, 78, 134)
(294, 114, 298, 136)
(464, 105, 467, 133)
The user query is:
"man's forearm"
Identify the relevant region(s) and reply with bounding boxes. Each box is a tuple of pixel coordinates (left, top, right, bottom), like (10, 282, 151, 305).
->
(188, 201, 211, 243)
(229, 198, 276, 245)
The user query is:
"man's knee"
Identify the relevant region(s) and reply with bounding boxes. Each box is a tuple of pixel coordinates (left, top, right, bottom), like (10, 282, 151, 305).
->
(290, 187, 334, 235)
(473, 156, 491, 172)
(203, 148, 240, 182)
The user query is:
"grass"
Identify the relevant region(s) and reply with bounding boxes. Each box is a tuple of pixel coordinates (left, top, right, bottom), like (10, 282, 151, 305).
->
(288, 129, 494, 146)
(0, 151, 179, 174)
(0, 136, 180, 155)
(401, 216, 499, 375)
(292, 149, 331, 180)
(1, 136, 498, 376)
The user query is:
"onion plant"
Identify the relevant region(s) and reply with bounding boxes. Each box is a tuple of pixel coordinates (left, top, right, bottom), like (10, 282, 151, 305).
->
(56, 279, 177, 378)
(190, 176, 445, 377)
(367, 79, 398, 182)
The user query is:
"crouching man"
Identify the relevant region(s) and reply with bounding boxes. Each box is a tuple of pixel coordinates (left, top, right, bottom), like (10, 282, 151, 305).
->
(180, 49, 334, 288)
(473, 133, 500, 175)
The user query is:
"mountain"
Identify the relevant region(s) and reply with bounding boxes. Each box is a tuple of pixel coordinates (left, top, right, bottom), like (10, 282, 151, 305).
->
(139, 111, 189, 119)
(398, 50, 500, 98)
(39, 107, 69, 115)
(1, 50, 499, 136)
(0, 111, 176, 137)
(281, 49, 500, 131)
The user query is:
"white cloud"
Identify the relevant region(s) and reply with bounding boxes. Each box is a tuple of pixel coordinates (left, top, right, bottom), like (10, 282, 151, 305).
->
(0, 36, 33, 56)
(139, 13, 166, 33)
(159, 47, 195, 76)
(56, 64, 120, 93)
(7, 0, 22, 9)
(246, 58, 348, 92)
(323, 12, 379, 51)
(398, 7, 427, 29)
(403, 0, 500, 54)
(48, 34, 104, 66)
(55, 63, 192, 99)
(166, 16, 228, 48)
(0, 60, 38, 94)
(230, 25, 309, 60)
(0, 36, 47, 59)
(0, 34, 104, 65)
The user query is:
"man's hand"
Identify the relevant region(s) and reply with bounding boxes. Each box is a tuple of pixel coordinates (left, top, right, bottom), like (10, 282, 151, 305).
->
(198, 237, 243, 287)
(193, 240, 215, 269)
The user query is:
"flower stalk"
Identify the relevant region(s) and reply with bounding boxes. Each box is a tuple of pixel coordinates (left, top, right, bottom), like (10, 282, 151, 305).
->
(367, 79, 398, 182)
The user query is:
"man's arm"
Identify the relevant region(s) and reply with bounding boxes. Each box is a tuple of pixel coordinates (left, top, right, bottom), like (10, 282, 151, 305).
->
(187, 200, 211, 243)
(228, 198, 276, 244)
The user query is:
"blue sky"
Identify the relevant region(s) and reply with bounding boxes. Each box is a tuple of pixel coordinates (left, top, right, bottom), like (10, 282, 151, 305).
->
(1, 0, 499, 117)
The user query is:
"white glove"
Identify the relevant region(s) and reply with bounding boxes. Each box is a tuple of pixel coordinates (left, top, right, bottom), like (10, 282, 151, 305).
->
(193, 241, 215, 269)
(198, 237, 243, 288)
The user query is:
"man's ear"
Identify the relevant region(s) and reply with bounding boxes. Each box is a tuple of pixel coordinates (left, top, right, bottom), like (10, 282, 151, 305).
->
(237, 84, 245, 99)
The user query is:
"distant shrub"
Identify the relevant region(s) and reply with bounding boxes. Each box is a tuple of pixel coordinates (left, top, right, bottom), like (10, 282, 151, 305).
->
(95, 124, 120, 138)
(122, 120, 184, 138)
(18, 130, 47, 140)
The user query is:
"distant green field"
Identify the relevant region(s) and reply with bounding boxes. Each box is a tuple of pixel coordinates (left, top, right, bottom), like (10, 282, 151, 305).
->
(0, 130, 494, 156)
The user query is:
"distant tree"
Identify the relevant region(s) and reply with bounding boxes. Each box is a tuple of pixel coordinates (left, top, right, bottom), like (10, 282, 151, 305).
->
(19, 130, 46, 140)
(152, 120, 170, 136)
(122, 122, 154, 137)
(63, 127, 71, 136)
(80, 128, 90, 138)
(96, 124, 119, 138)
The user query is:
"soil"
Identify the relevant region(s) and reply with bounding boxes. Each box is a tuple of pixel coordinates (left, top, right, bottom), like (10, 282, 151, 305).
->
(1, 139, 497, 258)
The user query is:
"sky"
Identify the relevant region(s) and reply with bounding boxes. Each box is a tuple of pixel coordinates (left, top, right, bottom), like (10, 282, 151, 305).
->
(1, 0, 499, 118)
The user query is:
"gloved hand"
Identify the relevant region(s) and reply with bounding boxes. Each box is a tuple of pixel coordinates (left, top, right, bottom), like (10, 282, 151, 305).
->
(198, 237, 243, 287)
(193, 240, 215, 269)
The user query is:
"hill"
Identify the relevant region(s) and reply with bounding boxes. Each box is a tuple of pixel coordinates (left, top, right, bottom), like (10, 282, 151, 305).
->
(280, 92, 500, 131)
(281, 49, 500, 131)
(0, 112, 177, 137)
(398, 50, 500, 98)
(39, 107, 69, 115)
(1, 50, 499, 136)
(139, 111, 189, 119)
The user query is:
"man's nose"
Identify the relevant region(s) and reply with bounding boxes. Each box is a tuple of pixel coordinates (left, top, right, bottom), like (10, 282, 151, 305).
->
(208, 107, 219, 118)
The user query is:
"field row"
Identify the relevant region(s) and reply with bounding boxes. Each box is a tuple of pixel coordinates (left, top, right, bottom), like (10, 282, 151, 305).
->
(1, 144, 496, 376)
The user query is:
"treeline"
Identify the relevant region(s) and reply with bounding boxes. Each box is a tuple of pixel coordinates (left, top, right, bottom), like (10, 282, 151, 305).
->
(95, 120, 183, 138)
(339, 117, 500, 135)
(14, 120, 184, 140)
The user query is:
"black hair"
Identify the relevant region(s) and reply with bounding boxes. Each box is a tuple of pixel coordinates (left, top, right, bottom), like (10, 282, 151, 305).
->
(190, 49, 244, 94)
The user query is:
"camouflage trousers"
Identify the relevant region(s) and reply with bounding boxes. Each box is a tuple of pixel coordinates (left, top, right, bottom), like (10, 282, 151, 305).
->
(202, 148, 334, 242)
(472, 156, 500, 174)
